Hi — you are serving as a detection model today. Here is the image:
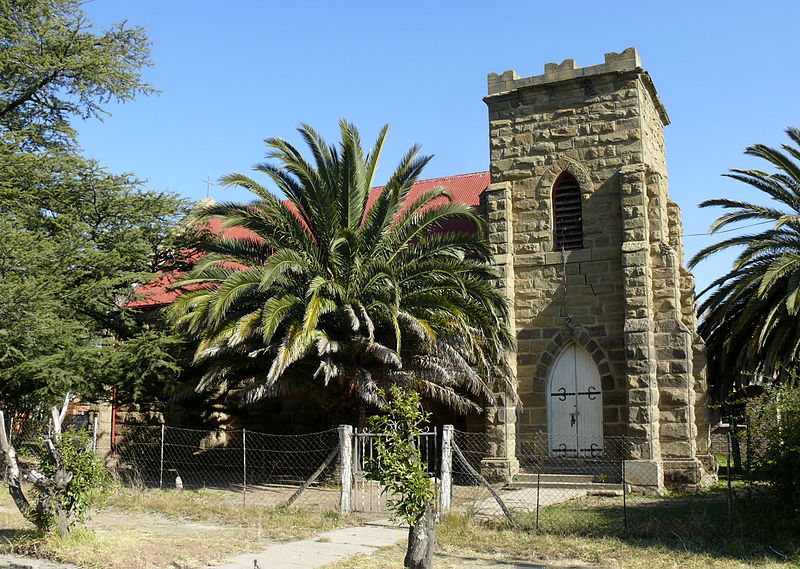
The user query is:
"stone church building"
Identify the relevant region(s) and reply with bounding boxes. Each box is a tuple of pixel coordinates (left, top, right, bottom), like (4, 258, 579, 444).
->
(478, 48, 715, 490)
(132, 48, 716, 491)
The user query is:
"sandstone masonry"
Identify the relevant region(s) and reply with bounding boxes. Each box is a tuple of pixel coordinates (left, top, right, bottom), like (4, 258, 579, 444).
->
(482, 48, 715, 490)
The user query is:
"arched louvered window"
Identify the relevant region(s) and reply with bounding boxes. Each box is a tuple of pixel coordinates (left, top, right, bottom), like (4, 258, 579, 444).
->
(553, 172, 583, 250)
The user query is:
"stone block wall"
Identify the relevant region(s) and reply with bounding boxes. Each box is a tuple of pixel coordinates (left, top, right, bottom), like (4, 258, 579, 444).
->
(481, 180, 520, 481)
(484, 48, 714, 489)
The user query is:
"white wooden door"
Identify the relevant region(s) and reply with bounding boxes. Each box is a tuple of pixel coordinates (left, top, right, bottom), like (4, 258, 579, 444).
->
(547, 344, 603, 458)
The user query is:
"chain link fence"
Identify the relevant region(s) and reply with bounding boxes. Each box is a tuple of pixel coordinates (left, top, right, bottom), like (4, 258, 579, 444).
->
(2, 411, 96, 451)
(3, 410, 772, 535)
(113, 423, 342, 510)
(1, 409, 98, 485)
(450, 429, 644, 532)
(709, 419, 770, 502)
(445, 428, 779, 538)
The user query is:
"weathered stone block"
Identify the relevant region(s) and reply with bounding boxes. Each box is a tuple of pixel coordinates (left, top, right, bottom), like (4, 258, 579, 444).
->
(658, 387, 689, 406)
(625, 459, 665, 493)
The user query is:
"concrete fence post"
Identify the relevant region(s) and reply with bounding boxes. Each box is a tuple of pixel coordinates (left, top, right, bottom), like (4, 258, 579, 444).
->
(242, 428, 247, 507)
(440, 425, 453, 513)
(338, 425, 353, 512)
(92, 414, 98, 453)
(159, 424, 165, 489)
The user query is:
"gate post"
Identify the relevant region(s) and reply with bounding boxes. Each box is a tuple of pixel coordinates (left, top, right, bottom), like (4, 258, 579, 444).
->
(440, 425, 453, 513)
(338, 425, 353, 512)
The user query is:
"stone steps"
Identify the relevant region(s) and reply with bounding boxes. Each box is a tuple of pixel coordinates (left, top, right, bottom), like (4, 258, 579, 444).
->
(513, 473, 594, 484)
(505, 481, 623, 493)
(506, 472, 623, 493)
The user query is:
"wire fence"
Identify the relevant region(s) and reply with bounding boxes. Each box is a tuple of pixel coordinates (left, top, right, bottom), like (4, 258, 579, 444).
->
(2, 411, 94, 451)
(448, 426, 781, 535)
(114, 423, 342, 510)
(451, 430, 645, 532)
(1, 411, 773, 536)
(709, 420, 768, 503)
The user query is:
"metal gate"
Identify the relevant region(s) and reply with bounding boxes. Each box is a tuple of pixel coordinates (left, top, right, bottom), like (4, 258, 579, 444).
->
(351, 427, 439, 513)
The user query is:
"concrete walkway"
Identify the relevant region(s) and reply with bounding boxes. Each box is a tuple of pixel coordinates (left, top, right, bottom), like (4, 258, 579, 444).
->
(201, 519, 407, 569)
(0, 555, 78, 569)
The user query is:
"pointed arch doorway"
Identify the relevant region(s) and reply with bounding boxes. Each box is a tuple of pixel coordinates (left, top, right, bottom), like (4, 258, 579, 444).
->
(547, 344, 603, 458)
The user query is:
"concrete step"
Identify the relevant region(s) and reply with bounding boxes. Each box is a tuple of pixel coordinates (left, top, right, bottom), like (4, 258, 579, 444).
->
(505, 480, 623, 493)
(512, 473, 594, 484)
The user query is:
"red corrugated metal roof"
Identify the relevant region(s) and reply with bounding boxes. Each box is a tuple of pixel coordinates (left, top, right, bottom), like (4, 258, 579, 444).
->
(368, 171, 489, 209)
(129, 171, 490, 309)
(127, 216, 246, 309)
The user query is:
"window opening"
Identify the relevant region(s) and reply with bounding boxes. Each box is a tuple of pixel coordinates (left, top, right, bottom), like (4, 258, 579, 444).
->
(553, 172, 583, 250)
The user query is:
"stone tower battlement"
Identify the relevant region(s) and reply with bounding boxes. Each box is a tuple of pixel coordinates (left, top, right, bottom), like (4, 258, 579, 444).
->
(487, 47, 669, 126)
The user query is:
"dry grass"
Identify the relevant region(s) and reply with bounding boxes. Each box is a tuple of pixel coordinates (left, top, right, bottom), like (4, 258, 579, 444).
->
(327, 490, 800, 569)
(0, 483, 362, 569)
(326, 515, 798, 569)
(435, 512, 794, 569)
(321, 542, 405, 569)
(98, 485, 361, 540)
(4, 481, 799, 569)
(10, 524, 267, 569)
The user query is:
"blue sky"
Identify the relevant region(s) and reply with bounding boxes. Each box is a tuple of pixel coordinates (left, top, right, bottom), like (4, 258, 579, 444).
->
(76, 0, 800, 293)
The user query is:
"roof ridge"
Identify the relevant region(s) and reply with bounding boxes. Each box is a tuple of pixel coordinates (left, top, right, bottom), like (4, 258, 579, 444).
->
(372, 170, 488, 189)
(413, 170, 489, 183)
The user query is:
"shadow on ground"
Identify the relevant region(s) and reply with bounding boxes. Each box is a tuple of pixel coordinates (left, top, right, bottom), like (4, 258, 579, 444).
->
(497, 488, 799, 564)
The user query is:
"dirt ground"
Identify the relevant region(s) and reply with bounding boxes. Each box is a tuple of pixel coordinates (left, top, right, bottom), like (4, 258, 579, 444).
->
(0, 489, 333, 569)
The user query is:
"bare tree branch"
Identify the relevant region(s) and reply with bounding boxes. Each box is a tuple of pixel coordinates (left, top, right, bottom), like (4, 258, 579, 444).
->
(0, 410, 37, 524)
(51, 391, 70, 441)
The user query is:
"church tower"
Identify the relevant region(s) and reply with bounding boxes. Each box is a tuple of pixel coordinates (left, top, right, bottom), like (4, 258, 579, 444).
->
(482, 48, 715, 489)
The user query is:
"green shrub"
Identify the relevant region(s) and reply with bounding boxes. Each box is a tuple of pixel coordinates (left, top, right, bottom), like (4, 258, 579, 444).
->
(35, 427, 109, 531)
(747, 384, 800, 515)
(364, 385, 435, 526)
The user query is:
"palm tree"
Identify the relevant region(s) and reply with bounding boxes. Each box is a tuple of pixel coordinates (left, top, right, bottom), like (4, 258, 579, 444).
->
(689, 127, 800, 400)
(168, 121, 513, 417)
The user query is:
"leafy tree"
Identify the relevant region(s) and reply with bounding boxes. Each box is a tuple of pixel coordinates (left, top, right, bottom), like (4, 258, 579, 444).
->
(101, 328, 187, 403)
(0, 0, 188, 411)
(0, 146, 191, 410)
(169, 121, 514, 417)
(747, 384, 800, 515)
(365, 385, 435, 526)
(365, 385, 436, 568)
(690, 127, 800, 400)
(0, 0, 155, 148)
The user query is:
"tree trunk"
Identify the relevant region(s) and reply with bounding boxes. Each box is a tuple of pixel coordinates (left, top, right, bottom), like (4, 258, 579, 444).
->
(0, 411, 38, 524)
(731, 427, 743, 472)
(54, 510, 71, 537)
(1, 403, 74, 535)
(404, 502, 435, 569)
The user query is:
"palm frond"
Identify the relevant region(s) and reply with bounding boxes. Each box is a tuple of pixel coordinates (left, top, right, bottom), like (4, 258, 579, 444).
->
(168, 121, 514, 415)
(696, 127, 800, 398)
